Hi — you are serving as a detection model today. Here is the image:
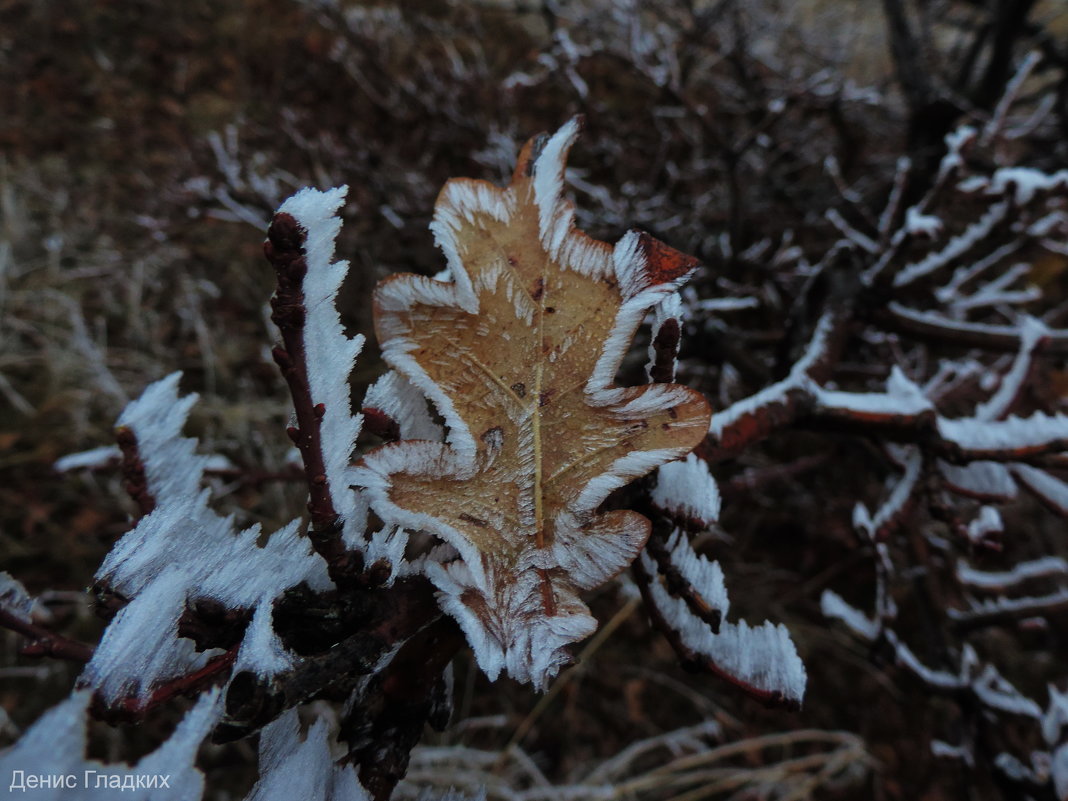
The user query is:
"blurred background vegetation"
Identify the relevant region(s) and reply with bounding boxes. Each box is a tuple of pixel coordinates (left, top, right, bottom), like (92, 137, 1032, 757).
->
(2, 1, 1068, 798)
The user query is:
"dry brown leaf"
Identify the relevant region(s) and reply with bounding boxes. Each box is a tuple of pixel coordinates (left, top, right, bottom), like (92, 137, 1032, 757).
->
(358, 119, 711, 687)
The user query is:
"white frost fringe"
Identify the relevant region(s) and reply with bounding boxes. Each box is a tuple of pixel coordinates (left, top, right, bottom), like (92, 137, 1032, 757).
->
(651, 453, 721, 526)
(277, 187, 368, 546)
(0, 690, 221, 801)
(244, 709, 369, 801)
(644, 552, 806, 705)
(82, 375, 330, 701)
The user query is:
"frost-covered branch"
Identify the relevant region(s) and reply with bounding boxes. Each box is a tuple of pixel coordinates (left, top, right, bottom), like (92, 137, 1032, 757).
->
(265, 202, 366, 584)
(632, 472, 805, 710)
(823, 591, 1045, 720)
(0, 574, 94, 664)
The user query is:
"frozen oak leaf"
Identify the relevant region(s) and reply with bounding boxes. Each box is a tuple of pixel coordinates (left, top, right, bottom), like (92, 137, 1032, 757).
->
(357, 118, 711, 688)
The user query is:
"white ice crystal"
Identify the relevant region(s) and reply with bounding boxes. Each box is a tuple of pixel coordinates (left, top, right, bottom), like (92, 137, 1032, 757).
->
(277, 187, 368, 547)
(971, 663, 1042, 719)
(645, 291, 683, 382)
(244, 709, 369, 801)
(975, 316, 1048, 421)
(820, 590, 880, 641)
(709, 312, 836, 439)
(643, 553, 805, 704)
(82, 375, 332, 701)
(961, 166, 1068, 205)
(815, 367, 933, 418)
(957, 555, 1068, 590)
(938, 460, 1017, 500)
(893, 201, 1010, 288)
(53, 445, 122, 472)
(965, 505, 1004, 545)
(937, 412, 1068, 455)
(1042, 686, 1068, 801)
(651, 453, 721, 526)
(904, 207, 943, 238)
(0, 690, 220, 801)
(80, 565, 214, 703)
(661, 529, 729, 618)
(852, 445, 923, 539)
(1014, 464, 1068, 516)
(0, 572, 36, 623)
(363, 370, 443, 442)
(234, 601, 296, 679)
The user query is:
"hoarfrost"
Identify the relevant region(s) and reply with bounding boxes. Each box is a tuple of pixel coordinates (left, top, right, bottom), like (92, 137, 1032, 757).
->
(905, 208, 943, 238)
(815, 367, 932, 418)
(84, 376, 331, 698)
(80, 565, 212, 703)
(359, 120, 708, 689)
(931, 739, 973, 766)
(886, 632, 962, 690)
(643, 553, 805, 704)
(820, 589, 880, 641)
(710, 312, 836, 438)
(645, 292, 682, 382)
(852, 445, 923, 539)
(0, 572, 36, 623)
(234, 601, 296, 679)
(651, 453, 721, 526)
(888, 302, 1068, 351)
(1043, 686, 1068, 800)
(1013, 464, 1068, 515)
(966, 505, 1003, 545)
(1053, 745, 1068, 801)
(244, 709, 369, 801)
(426, 557, 598, 689)
(961, 166, 1068, 204)
(957, 556, 1068, 590)
(893, 201, 1009, 288)
(937, 412, 1068, 455)
(972, 664, 1042, 719)
(361, 525, 413, 585)
(662, 529, 729, 618)
(949, 587, 1068, 623)
(53, 445, 122, 472)
(1043, 685, 1068, 748)
(826, 208, 878, 253)
(975, 316, 1048, 421)
(363, 370, 443, 442)
(0, 690, 220, 801)
(939, 126, 977, 177)
(277, 187, 368, 546)
(938, 460, 1017, 500)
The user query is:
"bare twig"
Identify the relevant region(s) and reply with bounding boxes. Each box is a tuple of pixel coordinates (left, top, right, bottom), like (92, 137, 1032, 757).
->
(0, 606, 94, 664)
(265, 211, 361, 584)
